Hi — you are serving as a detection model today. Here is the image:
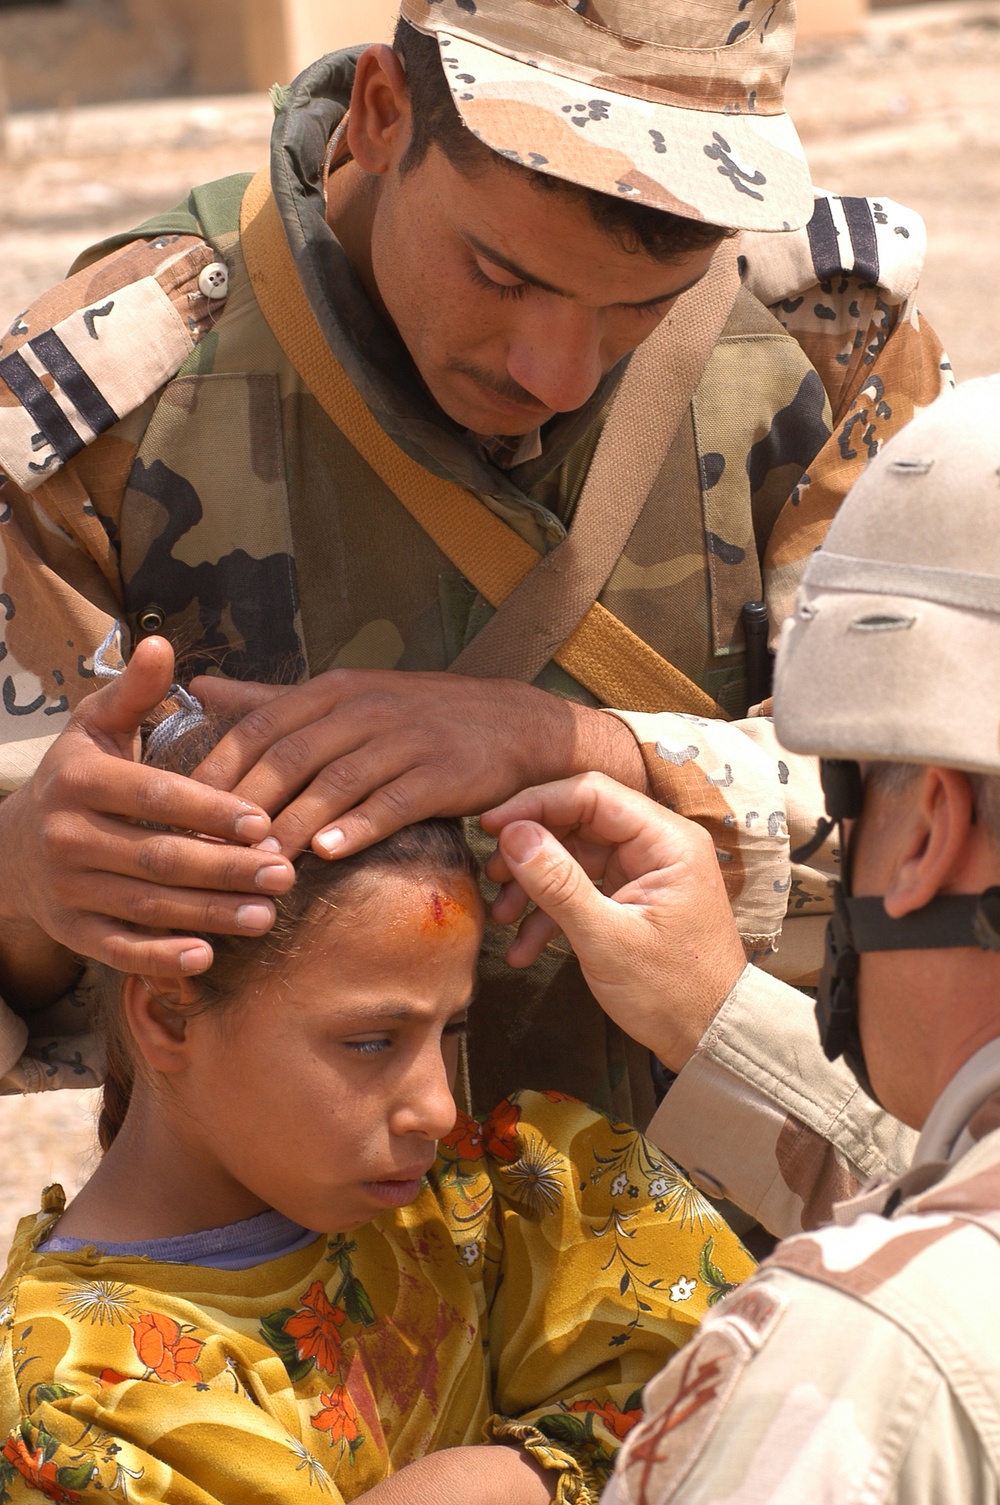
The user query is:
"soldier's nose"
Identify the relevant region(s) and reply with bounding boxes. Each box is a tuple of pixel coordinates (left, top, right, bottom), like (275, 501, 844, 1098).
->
(506, 341, 604, 415)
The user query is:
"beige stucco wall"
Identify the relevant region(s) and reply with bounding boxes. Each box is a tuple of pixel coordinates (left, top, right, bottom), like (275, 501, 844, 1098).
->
(797, 0, 869, 37)
(0, 0, 871, 114)
(280, 0, 397, 79)
(0, 0, 264, 111)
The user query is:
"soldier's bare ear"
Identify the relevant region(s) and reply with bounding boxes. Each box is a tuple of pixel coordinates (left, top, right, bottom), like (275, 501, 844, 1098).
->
(882, 768, 977, 921)
(347, 44, 414, 178)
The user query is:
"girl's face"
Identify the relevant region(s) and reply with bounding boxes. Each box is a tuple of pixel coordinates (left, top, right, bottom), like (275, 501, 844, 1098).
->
(163, 870, 483, 1233)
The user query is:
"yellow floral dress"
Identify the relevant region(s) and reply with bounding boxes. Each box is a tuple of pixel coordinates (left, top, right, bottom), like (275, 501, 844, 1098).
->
(0, 1093, 754, 1505)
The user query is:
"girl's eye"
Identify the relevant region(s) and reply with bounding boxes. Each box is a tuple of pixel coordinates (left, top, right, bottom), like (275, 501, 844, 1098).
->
(443, 1019, 469, 1039)
(468, 260, 530, 303)
(345, 1038, 391, 1057)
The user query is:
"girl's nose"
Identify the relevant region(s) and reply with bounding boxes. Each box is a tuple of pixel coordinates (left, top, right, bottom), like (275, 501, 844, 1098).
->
(391, 1052, 458, 1143)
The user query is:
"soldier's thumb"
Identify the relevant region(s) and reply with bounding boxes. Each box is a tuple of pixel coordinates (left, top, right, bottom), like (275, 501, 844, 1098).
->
(498, 821, 617, 961)
(80, 635, 177, 749)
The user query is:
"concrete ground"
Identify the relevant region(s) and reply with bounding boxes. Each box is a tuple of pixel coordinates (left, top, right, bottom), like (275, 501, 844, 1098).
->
(1, 0, 999, 1268)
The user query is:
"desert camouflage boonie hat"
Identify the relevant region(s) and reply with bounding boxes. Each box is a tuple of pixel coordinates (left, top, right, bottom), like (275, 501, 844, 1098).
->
(398, 0, 813, 233)
(775, 376, 1000, 776)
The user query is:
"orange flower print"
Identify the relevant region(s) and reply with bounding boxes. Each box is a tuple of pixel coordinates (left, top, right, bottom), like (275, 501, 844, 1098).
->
(439, 1110, 485, 1160)
(284, 1281, 347, 1377)
(482, 1099, 522, 1163)
(569, 1397, 643, 1442)
(129, 1311, 205, 1384)
(541, 1091, 579, 1104)
(1, 1435, 83, 1504)
(97, 1369, 131, 1389)
(311, 1383, 363, 1448)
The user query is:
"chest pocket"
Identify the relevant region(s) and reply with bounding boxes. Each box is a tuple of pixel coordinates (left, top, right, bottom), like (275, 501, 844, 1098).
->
(692, 299, 833, 658)
(119, 371, 304, 681)
(600, 292, 831, 716)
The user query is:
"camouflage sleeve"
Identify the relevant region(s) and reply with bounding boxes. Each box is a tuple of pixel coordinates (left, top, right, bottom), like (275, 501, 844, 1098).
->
(744, 193, 954, 630)
(643, 966, 915, 1237)
(612, 195, 952, 988)
(603, 1271, 991, 1505)
(606, 706, 837, 985)
(604, 710, 792, 954)
(0, 234, 227, 790)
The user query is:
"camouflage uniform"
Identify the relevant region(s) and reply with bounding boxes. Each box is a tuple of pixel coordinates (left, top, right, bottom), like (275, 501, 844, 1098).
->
(0, 41, 945, 1209)
(604, 978, 1000, 1505)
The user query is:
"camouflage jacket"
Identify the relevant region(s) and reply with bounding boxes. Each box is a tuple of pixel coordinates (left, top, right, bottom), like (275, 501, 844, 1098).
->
(0, 52, 946, 1177)
(605, 1030, 1000, 1505)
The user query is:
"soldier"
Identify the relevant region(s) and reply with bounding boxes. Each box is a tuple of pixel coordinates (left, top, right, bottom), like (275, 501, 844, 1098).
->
(0, 0, 943, 1196)
(484, 376, 1000, 1501)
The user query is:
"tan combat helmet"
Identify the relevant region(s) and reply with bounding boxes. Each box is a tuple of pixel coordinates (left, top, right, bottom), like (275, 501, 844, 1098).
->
(398, 0, 813, 233)
(775, 375, 1000, 776)
(775, 377, 1000, 1102)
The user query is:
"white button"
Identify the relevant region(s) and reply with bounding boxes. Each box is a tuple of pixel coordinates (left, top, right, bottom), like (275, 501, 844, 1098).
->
(198, 262, 229, 299)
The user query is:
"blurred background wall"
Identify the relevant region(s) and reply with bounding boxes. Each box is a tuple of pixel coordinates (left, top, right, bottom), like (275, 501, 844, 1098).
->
(0, 0, 884, 112)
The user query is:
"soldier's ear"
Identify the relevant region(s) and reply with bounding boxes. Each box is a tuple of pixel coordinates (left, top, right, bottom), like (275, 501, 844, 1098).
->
(883, 767, 976, 920)
(347, 44, 414, 178)
(122, 974, 202, 1074)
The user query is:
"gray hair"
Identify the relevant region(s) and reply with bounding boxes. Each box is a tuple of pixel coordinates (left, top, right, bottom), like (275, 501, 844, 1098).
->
(867, 762, 1000, 843)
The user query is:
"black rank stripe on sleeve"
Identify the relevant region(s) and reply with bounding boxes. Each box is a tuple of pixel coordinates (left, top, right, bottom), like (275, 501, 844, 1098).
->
(806, 196, 881, 288)
(0, 330, 120, 468)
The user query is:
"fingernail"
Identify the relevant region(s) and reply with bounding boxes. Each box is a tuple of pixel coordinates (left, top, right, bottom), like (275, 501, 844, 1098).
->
(503, 822, 544, 864)
(254, 836, 282, 853)
(314, 827, 345, 857)
(235, 813, 269, 842)
(255, 864, 290, 894)
(236, 902, 273, 932)
(180, 946, 211, 974)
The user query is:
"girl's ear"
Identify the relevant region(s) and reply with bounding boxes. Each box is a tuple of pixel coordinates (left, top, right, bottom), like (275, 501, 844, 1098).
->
(122, 975, 202, 1075)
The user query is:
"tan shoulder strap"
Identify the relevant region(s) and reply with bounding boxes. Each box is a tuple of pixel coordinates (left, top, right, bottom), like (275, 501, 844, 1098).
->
(239, 168, 723, 718)
(451, 238, 742, 684)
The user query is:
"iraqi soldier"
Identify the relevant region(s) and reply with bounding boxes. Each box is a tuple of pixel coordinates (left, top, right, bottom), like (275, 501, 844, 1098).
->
(0, 1, 942, 1200)
(484, 376, 1000, 1501)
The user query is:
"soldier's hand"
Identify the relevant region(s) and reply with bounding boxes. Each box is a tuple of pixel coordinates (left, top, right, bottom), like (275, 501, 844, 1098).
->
(0, 636, 294, 990)
(481, 773, 747, 1072)
(188, 669, 648, 858)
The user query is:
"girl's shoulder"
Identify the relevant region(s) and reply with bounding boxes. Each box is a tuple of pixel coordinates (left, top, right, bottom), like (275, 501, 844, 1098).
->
(431, 1089, 605, 1200)
(0, 1217, 336, 1417)
(429, 1086, 732, 1245)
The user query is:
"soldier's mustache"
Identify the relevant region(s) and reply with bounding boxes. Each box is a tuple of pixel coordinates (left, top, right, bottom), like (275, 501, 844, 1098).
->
(447, 360, 549, 412)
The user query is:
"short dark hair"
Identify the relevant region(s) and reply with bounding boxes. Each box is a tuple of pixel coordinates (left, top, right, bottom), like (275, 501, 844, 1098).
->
(393, 19, 730, 264)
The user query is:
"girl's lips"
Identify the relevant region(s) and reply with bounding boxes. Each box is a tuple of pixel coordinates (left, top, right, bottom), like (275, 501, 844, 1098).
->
(362, 1178, 426, 1208)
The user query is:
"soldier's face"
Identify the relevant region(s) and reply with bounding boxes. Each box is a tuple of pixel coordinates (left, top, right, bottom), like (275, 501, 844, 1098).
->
(367, 144, 718, 435)
(336, 46, 720, 436)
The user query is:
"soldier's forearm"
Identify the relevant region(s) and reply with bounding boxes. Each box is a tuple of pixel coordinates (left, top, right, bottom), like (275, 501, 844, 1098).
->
(646, 966, 915, 1237)
(0, 795, 82, 1010)
(573, 705, 650, 793)
(0, 913, 82, 1014)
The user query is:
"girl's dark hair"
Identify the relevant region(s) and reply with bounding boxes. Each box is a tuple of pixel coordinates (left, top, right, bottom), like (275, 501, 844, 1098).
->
(94, 712, 478, 1153)
(393, 19, 731, 263)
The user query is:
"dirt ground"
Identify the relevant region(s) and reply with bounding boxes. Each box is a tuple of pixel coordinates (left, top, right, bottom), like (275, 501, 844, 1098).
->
(1, 0, 999, 1268)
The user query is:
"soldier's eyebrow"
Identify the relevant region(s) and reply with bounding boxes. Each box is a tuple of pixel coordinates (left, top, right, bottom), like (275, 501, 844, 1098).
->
(462, 232, 705, 308)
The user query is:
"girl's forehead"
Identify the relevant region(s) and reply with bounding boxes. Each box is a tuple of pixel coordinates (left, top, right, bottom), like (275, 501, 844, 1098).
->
(422, 882, 481, 930)
(305, 869, 484, 957)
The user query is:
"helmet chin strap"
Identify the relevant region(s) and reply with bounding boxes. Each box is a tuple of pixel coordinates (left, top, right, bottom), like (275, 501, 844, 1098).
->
(793, 760, 1000, 1105)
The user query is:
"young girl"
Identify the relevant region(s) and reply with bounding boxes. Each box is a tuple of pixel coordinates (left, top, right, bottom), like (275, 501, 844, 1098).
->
(0, 700, 754, 1505)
